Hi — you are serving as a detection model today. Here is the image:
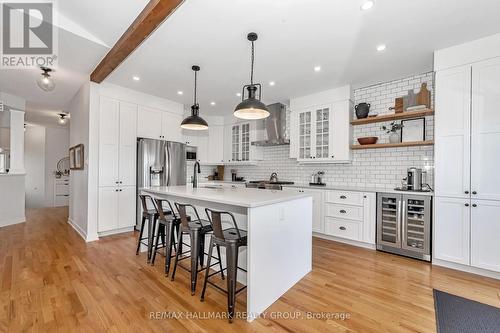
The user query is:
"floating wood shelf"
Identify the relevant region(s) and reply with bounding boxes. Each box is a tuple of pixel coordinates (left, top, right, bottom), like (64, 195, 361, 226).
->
(351, 109, 434, 125)
(350, 140, 434, 150)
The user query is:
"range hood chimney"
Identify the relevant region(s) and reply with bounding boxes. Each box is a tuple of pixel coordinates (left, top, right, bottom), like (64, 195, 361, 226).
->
(251, 103, 289, 146)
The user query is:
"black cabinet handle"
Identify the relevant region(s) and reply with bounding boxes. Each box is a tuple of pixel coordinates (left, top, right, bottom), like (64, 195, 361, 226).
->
(465, 191, 469, 194)
(465, 203, 469, 207)
(472, 191, 477, 195)
(115, 181, 119, 184)
(340, 195, 347, 199)
(472, 203, 477, 207)
(119, 181, 122, 184)
(115, 189, 119, 192)
(339, 226, 346, 231)
(340, 209, 347, 214)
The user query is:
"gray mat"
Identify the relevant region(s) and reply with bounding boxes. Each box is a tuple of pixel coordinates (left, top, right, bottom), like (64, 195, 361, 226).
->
(434, 289, 500, 333)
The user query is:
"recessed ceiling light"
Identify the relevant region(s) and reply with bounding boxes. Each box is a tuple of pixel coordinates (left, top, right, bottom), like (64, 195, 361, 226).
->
(177, 91, 183, 95)
(269, 81, 275, 86)
(377, 44, 386, 52)
(132, 76, 140, 81)
(210, 102, 216, 106)
(236, 92, 242, 97)
(360, 1, 374, 11)
(314, 66, 321, 72)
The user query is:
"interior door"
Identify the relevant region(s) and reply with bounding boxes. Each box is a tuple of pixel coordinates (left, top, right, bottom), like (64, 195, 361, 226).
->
(119, 102, 137, 186)
(470, 199, 500, 272)
(377, 193, 402, 248)
(471, 58, 500, 201)
(99, 97, 120, 187)
(433, 196, 470, 265)
(434, 65, 472, 198)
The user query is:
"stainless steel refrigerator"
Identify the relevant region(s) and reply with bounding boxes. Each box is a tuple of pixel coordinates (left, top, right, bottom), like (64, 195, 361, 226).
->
(136, 138, 186, 226)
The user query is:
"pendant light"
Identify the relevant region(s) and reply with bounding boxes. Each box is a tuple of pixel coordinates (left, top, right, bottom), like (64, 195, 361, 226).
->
(181, 65, 208, 130)
(234, 32, 269, 120)
(37, 67, 55, 92)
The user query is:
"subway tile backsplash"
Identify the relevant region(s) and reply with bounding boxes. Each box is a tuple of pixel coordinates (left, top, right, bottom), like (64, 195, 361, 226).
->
(194, 72, 435, 191)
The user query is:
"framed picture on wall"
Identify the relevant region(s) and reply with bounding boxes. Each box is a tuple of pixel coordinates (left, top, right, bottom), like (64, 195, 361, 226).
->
(69, 147, 76, 169)
(73, 144, 84, 170)
(401, 118, 425, 142)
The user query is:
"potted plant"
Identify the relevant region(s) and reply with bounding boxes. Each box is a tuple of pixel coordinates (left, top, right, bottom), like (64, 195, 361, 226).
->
(381, 122, 404, 143)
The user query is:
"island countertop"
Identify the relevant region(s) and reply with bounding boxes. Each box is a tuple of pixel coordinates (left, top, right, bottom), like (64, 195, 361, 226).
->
(141, 185, 312, 208)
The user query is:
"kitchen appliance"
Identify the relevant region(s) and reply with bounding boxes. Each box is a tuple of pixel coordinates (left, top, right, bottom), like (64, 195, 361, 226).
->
(407, 167, 424, 191)
(376, 193, 432, 261)
(247, 180, 294, 189)
(0, 148, 9, 173)
(231, 169, 238, 181)
(136, 138, 186, 226)
(251, 103, 290, 146)
(186, 145, 197, 161)
(310, 171, 326, 186)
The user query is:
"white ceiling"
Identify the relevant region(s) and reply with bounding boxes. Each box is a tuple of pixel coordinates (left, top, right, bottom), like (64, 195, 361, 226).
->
(107, 0, 500, 115)
(0, 0, 148, 125)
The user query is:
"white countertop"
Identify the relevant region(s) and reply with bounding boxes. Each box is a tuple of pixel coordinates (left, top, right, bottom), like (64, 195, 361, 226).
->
(0, 172, 26, 177)
(141, 185, 312, 208)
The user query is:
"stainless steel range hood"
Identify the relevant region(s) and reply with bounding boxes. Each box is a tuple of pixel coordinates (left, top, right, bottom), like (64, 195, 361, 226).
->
(251, 103, 290, 146)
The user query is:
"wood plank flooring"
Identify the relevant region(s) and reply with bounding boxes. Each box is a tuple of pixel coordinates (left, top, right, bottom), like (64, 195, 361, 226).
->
(1, 207, 499, 332)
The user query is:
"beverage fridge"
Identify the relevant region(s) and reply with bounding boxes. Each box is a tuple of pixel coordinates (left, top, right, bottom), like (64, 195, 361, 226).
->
(136, 138, 186, 226)
(376, 193, 432, 261)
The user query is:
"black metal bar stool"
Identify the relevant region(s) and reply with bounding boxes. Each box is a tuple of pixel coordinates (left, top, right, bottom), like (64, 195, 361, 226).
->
(150, 198, 183, 276)
(201, 209, 248, 323)
(137, 194, 168, 262)
(171, 203, 224, 295)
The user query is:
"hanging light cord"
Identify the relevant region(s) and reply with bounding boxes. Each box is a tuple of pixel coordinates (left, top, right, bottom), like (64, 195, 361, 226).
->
(250, 40, 255, 86)
(193, 70, 197, 105)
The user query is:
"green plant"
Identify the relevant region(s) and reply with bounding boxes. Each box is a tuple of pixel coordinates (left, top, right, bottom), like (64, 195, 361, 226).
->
(381, 121, 404, 133)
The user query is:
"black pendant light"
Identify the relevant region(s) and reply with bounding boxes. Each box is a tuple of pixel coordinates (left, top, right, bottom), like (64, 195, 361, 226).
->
(234, 32, 270, 120)
(181, 65, 208, 130)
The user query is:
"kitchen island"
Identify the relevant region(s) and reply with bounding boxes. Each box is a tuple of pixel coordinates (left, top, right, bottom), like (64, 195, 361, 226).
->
(141, 185, 313, 321)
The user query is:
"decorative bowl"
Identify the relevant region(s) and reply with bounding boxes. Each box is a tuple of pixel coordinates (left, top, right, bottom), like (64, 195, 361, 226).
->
(357, 137, 378, 145)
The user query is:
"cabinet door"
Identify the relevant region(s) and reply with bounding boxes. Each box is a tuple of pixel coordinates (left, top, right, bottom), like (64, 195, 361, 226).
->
(362, 192, 376, 244)
(196, 130, 209, 163)
(208, 125, 224, 164)
(435, 65, 472, 198)
(231, 125, 240, 161)
(98, 187, 119, 232)
(137, 106, 162, 139)
(118, 186, 136, 229)
(471, 58, 500, 201)
(223, 124, 233, 162)
(330, 101, 351, 161)
(289, 110, 299, 158)
(99, 97, 120, 187)
(471, 200, 500, 272)
(119, 102, 137, 186)
(162, 112, 183, 142)
(298, 111, 312, 160)
(433, 197, 470, 265)
(241, 123, 250, 161)
(314, 107, 330, 159)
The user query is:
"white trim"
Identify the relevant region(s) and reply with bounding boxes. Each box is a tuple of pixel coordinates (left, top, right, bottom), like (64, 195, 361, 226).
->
(313, 232, 376, 250)
(98, 226, 134, 237)
(432, 259, 500, 280)
(67, 218, 87, 240)
(0, 216, 25, 227)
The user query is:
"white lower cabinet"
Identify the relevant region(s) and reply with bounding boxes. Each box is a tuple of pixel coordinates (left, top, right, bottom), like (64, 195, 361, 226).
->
(470, 200, 500, 272)
(98, 186, 136, 233)
(285, 188, 324, 233)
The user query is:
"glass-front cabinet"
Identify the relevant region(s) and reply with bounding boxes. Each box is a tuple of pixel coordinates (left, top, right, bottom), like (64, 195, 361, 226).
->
(225, 122, 263, 163)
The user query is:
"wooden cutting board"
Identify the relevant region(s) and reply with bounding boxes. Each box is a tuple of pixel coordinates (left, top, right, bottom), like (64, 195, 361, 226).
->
(416, 83, 431, 108)
(394, 97, 404, 113)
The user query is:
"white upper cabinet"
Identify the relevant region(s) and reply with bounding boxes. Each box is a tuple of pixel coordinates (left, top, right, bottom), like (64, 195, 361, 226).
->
(434, 65, 472, 198)
(292, 102, 351, 163)
(223, 121, 263, 164)
(137, 106, 182, 142)
(471, 58, 500, 201)
(289, 85, 352, 163)
(99, 97, 137, 187)
(207, 125, 225, 164)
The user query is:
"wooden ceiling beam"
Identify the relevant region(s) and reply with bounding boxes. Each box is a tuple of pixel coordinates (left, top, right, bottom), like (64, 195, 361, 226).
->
(90, 0, 184, 83)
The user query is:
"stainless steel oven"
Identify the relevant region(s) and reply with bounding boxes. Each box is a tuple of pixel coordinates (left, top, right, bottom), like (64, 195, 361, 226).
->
(186, 146, 197, 161)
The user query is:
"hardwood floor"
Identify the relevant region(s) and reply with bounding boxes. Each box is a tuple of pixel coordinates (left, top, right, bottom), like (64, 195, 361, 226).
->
(1, 207, 499, 332)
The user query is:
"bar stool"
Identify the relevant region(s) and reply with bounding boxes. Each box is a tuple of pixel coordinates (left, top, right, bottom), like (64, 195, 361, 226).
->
(150, 198, 182, 276)
(136, 194, 168, 262)
(171, 203, 224, 295)
(201, 209, 248, 323)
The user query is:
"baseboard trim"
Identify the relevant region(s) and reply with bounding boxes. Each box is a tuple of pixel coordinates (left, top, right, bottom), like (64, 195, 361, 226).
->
(313, 232, 376, 250)
(432, 259, 500, 280)
(0, 216, 26, 228)
(98, 226, 135, 237)
(67, 218, 87, 241)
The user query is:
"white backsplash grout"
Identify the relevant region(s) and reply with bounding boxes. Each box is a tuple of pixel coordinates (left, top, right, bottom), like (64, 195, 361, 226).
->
(189, 72, 435, 191)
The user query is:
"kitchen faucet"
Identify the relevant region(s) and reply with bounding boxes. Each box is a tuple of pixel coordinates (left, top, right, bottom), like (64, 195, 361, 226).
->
(193, 161, 201, 188)
(269, 172, 278, 183)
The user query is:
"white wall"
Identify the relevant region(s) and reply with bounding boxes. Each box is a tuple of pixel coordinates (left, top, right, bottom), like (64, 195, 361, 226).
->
(44, 127, 69, 207)
(68, 81, 90, 239)
(24, 125, 46, 208)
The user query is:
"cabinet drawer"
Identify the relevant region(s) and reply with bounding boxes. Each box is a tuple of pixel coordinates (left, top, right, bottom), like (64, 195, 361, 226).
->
(324, 218, 362, 241)
(325, 203, 363, 221)
(325, 191, 364, 206)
